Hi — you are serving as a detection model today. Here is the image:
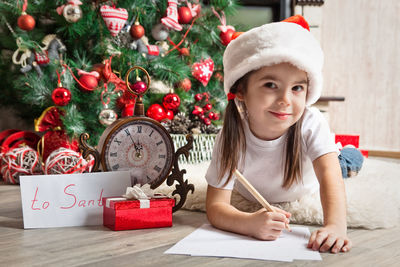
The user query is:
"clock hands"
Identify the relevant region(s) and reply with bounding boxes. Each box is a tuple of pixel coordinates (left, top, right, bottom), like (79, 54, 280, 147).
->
(130, 136, 143, 159)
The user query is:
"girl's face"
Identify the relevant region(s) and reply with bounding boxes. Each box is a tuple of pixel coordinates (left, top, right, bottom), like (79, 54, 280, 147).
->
(237, 62, 308, 141)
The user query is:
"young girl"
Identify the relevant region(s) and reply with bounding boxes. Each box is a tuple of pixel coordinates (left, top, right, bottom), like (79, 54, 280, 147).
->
(205, 15, 360, 254)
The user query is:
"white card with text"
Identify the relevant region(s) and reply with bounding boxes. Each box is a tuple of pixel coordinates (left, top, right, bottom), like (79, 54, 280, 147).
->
(20, 171, 131, 229)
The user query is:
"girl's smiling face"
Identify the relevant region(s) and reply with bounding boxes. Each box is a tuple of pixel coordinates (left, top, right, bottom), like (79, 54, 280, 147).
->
(237, 62, 308, 141)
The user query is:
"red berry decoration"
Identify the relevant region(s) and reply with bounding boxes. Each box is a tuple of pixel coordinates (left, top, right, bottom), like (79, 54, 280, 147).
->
(220, 28, 235, 46)
(122, 104, 135, 117)
(194, 93, 203, 102)
(178, 6, 192, 24)
(79, 74, 98, 91)
(192, 106, 203, 115)
(203, 103, 212, 111)
(208, 112, 215, 120)
(165, 110, 174, 120)
(130, 23, 145, 39)
(132, 81, 148, 94)
(203, 118, 211, 125)
(162, 93, 181, 111)
(17, 13, 35, 31)
(146, 104, 166, 122)
(51, 87, 71, 106)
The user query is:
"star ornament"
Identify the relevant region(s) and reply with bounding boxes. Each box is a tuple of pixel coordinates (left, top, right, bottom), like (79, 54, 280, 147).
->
(192, 58, 214, 87)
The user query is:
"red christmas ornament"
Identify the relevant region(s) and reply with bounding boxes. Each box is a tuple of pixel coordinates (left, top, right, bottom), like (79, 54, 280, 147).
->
(178, 6, 193, 24)
(179, 78, 191, 92)
(220, 28, 235, 46)
(162, 93, 181, 110)
(194, 93, 203, 102)
(192, 58, 214, 87)
(165, 110, 174, 120)
(79, 74, 98, 91)
(52, 87, 71, 106)
(132, 81, 147, 94)
(146, 104, 166, 122)
(122, 104, 135, 117)
(203, 103, 212, 111)
(130, 23, 145, 39)
(17, 13, 35, 31)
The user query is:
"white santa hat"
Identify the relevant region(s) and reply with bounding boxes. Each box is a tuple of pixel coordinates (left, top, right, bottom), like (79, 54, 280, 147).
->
(223, 15, 323, 106)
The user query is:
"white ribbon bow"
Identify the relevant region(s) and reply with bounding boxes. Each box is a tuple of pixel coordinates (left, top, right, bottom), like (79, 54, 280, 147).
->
(123, 185, 154, 200)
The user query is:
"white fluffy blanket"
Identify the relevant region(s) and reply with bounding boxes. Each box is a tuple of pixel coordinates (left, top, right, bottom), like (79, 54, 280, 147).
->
(159, 158, 400, 229)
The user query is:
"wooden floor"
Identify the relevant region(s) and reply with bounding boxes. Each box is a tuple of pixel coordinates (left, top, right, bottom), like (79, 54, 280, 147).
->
(1, 181, 399, 267)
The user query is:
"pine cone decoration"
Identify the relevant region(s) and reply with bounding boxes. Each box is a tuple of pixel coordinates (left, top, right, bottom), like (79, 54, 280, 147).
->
(163, 112, 191, 134)
(164, 112, 220, 134)
(201, 122, 219, 134)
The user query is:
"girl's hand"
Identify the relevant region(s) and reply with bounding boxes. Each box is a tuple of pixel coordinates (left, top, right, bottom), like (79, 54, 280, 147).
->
(248, 208, 290, 240)
(307, 225, 352, 253)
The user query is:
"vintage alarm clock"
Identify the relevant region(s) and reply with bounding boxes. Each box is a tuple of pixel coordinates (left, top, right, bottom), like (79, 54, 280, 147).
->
(79, 66, 194, 212)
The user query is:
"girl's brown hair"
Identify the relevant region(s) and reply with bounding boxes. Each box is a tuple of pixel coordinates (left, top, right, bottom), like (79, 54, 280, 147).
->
(217, 73, 304, 189)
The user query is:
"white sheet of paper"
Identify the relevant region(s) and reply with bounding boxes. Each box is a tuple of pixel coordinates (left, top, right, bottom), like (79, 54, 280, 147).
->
(20, 171, 131, 229)
(165, 224, 321, 262)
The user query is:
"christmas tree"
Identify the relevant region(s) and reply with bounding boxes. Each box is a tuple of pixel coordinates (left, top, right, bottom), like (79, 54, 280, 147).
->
(0, 0, 243, 150)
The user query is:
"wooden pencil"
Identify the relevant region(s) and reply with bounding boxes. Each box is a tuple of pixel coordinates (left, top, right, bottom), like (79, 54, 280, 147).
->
(234, 169, 291, 231)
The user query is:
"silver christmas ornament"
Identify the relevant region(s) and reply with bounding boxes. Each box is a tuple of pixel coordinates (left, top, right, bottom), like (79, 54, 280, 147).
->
(63, 4, 82, 23)
(99, 108, 118, 126)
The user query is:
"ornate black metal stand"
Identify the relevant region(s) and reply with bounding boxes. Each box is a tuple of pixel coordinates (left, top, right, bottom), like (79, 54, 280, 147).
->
(78, 133, 100, 171)
(166, 134, 195, 213)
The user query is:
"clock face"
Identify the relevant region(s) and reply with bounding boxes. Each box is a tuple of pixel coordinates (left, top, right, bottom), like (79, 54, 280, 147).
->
(101, 117, 174, 188)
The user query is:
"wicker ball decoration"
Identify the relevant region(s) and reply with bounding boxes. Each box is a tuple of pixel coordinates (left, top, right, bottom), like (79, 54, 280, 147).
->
(0, 146, 42, 184)
(44, 148, 94, 175)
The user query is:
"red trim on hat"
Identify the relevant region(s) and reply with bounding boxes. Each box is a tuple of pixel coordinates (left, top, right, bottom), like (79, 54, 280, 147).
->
(282, 15, 310, 31)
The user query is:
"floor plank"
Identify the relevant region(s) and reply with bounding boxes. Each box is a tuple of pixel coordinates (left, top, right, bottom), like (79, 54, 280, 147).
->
(0, 181, 399, 266)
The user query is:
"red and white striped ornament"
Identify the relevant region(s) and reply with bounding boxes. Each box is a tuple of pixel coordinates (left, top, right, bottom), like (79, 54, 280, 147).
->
(100, 5, 128, 37)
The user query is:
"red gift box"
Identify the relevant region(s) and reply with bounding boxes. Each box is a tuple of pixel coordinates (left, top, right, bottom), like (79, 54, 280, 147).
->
(335, 134, 359, 148)
(103, 197, 175, 231)
(335, 134, 368, 158)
